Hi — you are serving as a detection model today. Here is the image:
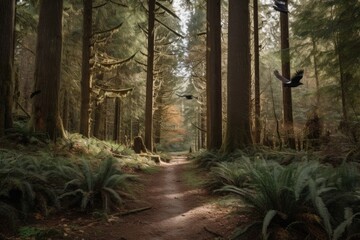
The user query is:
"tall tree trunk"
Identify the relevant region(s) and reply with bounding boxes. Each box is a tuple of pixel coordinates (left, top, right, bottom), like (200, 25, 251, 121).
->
(113, 97, 121, 143)
(144, 0, 156, 152)
(311, 37, 320, 107)
(200, 100, 206, 149)
(103, 98, 108, 140)
(93, 73, 104, 139)
(93, 101, 104, 139)
(222, 0, 252, 152)
(32, 0, 64, 140)
(206, 0, 222, 150)
(280, 3, 295, 149)
(80, 0, 92, 137)
(153, 97, 162, 144)
(0, 0, 15, 136)
(253, 0, 261, 144)
(338, 51, 348, 122)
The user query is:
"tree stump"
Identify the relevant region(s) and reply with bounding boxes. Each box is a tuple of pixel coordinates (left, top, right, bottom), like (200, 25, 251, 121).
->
(139, 153, 161, 164)
(133, 136, 147, 154)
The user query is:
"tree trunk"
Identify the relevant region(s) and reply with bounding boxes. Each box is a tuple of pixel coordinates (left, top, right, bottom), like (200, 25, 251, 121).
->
(280, 3, 295, 149)
(206, 0, 222, 150)
(253, 0, 261, 144)
(93, 73, 105, 139)
(153, 100, 162, 144)
(113, 97, 121, 143)
(336, 38, 348, 123)
(80, 0, 92, 137)
(144, 0, 156, 152)
(104, 98, 108, 139)
(32, 0, 64, 140)
(311, 37, 320, 107)
(222, 0, 252, 152)
(200, 100, 206, 149)
(0, 0, 15, 136)
(93, 100, 104, 139)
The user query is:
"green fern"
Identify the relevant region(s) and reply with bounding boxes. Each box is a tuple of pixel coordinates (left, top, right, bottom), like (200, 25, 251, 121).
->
(218, 160, 329, 239)
(206, 161, 249, 191)
(0, 150, 62, 220)
(59, 158, 137, 212)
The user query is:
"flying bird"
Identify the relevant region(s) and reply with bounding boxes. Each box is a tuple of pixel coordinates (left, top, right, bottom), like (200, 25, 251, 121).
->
(273, 0, 288, 14)
(273, 69, 304, 88)
(176, 93, 198, 100)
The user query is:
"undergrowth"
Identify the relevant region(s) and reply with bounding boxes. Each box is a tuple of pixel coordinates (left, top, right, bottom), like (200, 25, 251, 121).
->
(193, 149, 360, 240)
(0, 132, 156, 235)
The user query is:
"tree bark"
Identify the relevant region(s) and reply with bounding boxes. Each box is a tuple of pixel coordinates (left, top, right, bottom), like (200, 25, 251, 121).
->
(32, 0, 64, 140)
(153, 96, 162, 144)
(222, 0, 252, 152)
(113, 97, 121, 143)
(280, 3, 295, 149)
(93, 73, 105, 139)
(144, 0, 156, 152)
(80, 0, 92, 137)
(0, 0, 15, 136)
(93, 100, 104, 139)
(253, 0, 261, 144)
(206, 0, 222, 150)
(311, 37, 320, 107)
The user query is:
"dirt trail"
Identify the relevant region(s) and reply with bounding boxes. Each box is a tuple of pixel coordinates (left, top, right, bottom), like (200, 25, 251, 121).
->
(86, 155, 237, 240)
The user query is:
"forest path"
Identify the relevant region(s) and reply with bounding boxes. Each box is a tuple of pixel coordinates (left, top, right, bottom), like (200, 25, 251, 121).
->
(84, 155, 237, 240)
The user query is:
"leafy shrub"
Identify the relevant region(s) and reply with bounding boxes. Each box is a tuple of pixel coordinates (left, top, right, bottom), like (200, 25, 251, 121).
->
(59, 158, 137, 212)
(217, 159, 360, 240)
(18, 226, 62, 239)
(192, 150, 246, 170)
(0, 149, 64, 235)
(0, 151, 60, 217)
(205, 159, 250, 191)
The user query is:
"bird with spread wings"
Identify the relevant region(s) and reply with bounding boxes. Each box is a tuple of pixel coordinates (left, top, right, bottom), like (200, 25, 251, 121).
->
(176, 93, 198, 100)
(273, 0, 288, 13)
(273, 69, 304, 88)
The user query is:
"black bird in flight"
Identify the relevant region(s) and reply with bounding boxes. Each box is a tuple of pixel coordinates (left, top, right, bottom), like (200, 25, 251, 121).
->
(273, 0, 288, 14)
(273, 69, 304, 88)
(176, 93, 198, 100)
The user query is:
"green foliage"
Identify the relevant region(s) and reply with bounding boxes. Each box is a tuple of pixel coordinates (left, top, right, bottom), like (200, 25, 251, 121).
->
(191, 149, 245, 170)
(59, 158, 138, 212)
(0, 150, 60, 219)
(210, 153, 360, 240)
(205, 160, 250, 191)
(18, 226, 62, 240)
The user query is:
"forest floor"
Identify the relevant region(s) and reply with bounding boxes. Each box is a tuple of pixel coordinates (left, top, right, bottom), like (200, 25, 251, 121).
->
(12, 155, 240, 240)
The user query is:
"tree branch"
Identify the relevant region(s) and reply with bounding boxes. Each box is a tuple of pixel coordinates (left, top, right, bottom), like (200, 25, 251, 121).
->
(92, 22, 123, 37)
(155, 18, 184, 38)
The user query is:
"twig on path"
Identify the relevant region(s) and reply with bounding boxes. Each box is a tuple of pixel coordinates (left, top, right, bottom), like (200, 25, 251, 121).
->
(115, 206, 152, 217)
(203, 226, 224, 238)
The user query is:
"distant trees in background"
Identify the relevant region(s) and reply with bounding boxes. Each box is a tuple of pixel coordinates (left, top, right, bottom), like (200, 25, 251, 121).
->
(1, 0, 359, 152)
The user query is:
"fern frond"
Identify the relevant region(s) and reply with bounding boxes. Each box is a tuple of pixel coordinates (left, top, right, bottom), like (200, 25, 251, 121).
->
(262, 210, 277, 239)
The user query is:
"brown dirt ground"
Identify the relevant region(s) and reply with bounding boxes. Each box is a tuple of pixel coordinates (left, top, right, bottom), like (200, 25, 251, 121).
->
(12, 155, 240, 240)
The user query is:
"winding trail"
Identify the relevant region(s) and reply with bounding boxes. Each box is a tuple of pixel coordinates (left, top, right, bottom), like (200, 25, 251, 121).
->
(55, 155, 237, 240)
